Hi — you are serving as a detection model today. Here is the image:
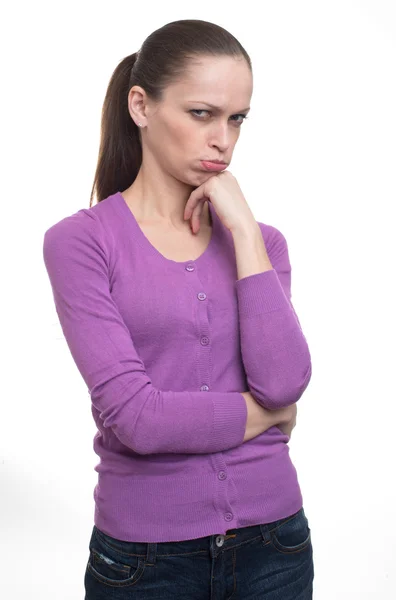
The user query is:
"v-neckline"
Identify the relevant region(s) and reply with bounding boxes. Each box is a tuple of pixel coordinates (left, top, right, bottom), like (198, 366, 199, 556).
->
(114, 191, 219, 267)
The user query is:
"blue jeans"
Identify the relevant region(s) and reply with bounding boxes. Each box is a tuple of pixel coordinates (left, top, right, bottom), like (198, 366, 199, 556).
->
(84, 506, 314, 599)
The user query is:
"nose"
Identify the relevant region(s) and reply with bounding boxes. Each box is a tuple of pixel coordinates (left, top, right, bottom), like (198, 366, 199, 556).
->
(208, 122, 233, 153)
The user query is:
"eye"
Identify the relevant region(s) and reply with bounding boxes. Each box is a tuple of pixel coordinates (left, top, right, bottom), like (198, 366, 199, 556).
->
(190, 109, 209, 118)
(190, 110, 248, 126)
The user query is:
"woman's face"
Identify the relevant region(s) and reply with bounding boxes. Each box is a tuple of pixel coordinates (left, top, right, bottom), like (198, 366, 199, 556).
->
(133, 55, 253, 184)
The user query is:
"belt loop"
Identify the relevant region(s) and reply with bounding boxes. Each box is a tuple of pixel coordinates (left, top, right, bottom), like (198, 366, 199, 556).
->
(145, 542, 157, 565)
(209, 534, 218, 559)
(259, 523, 271, 545)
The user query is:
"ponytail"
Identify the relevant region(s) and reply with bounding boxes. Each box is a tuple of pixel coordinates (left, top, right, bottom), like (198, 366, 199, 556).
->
(89, 52, 142, 206)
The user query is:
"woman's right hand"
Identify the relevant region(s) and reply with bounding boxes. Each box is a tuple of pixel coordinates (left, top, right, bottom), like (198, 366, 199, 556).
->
(275, 403, 297, 437)
(241, 391, 297, 442)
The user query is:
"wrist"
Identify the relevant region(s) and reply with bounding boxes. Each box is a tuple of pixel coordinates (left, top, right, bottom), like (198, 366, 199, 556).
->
(229, 220, 261, 238)
(231, 224, 274, 279)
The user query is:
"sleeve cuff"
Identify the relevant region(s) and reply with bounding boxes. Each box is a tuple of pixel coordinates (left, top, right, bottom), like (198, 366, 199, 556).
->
(235, 269, 291, 318)
(211, 392, 247, 450)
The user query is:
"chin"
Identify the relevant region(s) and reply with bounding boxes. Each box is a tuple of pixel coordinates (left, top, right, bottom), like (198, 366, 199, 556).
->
(178, 168, 204, 185)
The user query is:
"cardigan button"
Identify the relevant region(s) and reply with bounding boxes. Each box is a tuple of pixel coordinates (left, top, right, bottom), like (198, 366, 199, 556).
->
(224, 513, 233, 522)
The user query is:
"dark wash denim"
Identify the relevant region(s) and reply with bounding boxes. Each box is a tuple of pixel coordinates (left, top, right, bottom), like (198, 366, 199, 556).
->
(84, 506, 314, 599)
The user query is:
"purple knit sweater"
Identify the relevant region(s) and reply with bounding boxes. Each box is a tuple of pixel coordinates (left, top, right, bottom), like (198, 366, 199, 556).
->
(42, 191, 312, 543)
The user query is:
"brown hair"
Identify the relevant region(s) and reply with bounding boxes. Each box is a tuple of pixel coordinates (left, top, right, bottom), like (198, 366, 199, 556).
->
(89, 19, 252, 207)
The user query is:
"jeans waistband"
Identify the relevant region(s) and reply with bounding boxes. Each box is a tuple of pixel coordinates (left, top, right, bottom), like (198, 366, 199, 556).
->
(93, 508, 304, 565)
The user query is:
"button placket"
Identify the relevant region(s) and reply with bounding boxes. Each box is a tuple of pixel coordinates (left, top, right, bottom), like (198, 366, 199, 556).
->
(185, 263, 236, 536)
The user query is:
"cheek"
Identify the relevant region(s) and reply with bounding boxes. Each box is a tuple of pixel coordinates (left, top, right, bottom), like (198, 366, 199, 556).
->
(165, 126, 200, 166)
(168, 121, 195, 148)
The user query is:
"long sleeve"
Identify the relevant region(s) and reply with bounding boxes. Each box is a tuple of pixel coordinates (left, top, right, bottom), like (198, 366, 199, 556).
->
(42, 211, 247, 455)
(235, 224, 312, 409)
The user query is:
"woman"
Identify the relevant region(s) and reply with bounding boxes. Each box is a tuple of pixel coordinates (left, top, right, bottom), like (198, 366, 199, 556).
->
(43, 19, 314, 599)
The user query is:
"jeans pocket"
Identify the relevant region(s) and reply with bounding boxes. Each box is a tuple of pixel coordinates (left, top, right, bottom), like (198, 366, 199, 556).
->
(86, 527, 146, 587)
(271, 507, 312, 554)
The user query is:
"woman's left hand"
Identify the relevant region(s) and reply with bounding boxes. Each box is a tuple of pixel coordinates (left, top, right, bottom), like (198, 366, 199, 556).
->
(184, 170, 256, 234)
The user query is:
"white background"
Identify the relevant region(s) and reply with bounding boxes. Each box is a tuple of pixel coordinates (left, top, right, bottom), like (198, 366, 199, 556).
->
(1, 1, 395, 598)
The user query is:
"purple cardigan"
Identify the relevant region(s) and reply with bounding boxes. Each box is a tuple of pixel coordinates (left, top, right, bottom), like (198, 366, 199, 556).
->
(43, 191, 312, 542)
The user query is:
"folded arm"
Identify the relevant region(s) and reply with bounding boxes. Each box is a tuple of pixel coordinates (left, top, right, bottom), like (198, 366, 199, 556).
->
(43, 210, 249, 455)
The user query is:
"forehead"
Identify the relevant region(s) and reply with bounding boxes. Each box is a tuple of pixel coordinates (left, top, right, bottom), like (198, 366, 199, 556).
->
(165, 56, 253, 106)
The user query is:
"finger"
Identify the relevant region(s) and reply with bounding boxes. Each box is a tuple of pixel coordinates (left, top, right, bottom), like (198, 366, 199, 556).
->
(191, 200, 205, 233)
(184, 188, 201, 221)
(185, 189, 211, 221)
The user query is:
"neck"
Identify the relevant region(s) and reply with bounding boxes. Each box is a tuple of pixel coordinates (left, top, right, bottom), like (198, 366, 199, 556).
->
(121, 161, 211, 230)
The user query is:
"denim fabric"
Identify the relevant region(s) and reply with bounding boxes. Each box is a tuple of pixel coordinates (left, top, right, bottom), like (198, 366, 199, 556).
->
(84, 506, 314, 599)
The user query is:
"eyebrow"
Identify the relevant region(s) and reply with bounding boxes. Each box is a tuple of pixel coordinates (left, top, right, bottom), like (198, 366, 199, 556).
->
(187, 101, 250, 112)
